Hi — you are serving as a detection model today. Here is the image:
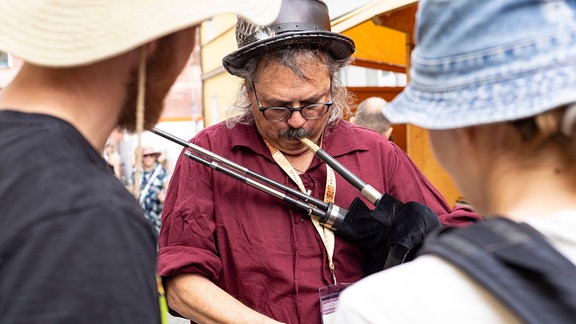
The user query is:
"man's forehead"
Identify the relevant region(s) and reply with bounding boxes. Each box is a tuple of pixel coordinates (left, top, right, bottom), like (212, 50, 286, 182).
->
(256, 58, 330, 82)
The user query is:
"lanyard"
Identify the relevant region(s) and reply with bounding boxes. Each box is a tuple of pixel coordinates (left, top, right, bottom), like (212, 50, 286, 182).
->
(264, 139, 338, 285)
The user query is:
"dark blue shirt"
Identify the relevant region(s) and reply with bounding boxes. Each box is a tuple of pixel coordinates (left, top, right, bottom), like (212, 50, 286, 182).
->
(0, 111, 161, 323)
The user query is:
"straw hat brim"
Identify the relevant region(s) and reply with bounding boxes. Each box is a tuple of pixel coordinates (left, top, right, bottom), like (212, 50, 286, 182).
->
(0, 0, 282, 67)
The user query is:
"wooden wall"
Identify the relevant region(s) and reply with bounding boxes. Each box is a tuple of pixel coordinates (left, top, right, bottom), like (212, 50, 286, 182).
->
(349, 86, 461, 207)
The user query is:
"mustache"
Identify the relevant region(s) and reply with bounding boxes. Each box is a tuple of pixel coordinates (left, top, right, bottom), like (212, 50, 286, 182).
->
(279, 127, 314, 139)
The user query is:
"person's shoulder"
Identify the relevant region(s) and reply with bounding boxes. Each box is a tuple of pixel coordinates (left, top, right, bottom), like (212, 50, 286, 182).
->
(64, 170, 143, 221)
(338, 121, 391, 142)
(524, 211, 576, 263)
(337, 255, 515, 323)
(196, 120, 254, 137)
(332, 120, 397, 152)
(335, 256, 453, 322)
(61, 183, 156, 250)
(350, 255, 461, 292)
(194, 121, 259, 153)
(40, 156, 143, 222)
(193, 121, 243, 143)
(341, 254, 483, 307)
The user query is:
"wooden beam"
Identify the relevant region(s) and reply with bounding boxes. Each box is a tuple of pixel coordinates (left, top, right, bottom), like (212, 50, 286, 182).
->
(352, 58, 406, 73)
(373, 4, 417, 35)
(332, 0, 418, 33)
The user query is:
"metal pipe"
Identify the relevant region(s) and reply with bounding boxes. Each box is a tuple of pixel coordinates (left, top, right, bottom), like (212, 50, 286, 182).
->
(152, 127, 329, 210)
(299, 137, 383, 206)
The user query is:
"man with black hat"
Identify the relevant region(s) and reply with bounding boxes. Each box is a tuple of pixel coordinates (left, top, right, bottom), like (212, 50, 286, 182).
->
(158, 0, 479, 323)
(0, 0, 281, 322)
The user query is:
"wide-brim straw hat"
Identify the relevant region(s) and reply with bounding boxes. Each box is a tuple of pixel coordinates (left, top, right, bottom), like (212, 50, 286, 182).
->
(385, 0, 576, 129)
(0, 0, 282, 67)
(222, 0, 355, 77)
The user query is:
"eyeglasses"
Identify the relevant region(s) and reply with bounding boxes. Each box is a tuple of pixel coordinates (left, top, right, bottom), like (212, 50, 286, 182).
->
(252, 82, 333, 123)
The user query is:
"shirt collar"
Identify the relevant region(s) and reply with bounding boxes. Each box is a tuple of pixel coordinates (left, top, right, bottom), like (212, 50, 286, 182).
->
(228, 122, 273, 161)
(322, 121, 371, 157)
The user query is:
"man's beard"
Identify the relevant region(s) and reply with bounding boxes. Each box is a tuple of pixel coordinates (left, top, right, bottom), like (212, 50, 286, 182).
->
(117, 37, 183, 132)
(279, 127, 314, 139)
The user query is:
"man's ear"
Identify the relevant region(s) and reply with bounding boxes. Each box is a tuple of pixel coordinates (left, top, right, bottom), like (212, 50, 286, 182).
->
(128, 42, 157, 69)
(456, 127, 475, 145)
(385, 127, 393, 140)
(145, 40, 159, 54)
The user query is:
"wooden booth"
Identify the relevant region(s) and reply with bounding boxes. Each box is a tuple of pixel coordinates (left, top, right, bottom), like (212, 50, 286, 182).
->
(333, 0, 463, 206)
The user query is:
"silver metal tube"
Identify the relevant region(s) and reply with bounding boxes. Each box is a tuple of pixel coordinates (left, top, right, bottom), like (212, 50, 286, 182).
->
(299, 137, 383, 206)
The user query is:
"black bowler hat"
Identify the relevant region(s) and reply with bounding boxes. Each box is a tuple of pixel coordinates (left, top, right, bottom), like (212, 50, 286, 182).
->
(222, 0, 355, 77)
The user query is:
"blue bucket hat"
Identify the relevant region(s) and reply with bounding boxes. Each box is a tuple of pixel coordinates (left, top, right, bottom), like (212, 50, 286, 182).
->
(385, 0, 576, 129)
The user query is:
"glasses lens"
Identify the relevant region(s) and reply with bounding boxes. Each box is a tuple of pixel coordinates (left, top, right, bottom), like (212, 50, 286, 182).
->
(301, 103, 329, 120)
(264, 107, 291, 122)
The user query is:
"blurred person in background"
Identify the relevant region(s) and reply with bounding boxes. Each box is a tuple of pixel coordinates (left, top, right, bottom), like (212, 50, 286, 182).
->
(104, 142, 123, 179)
(351, 96, 393, 140)
(136, 145, 168, 236)
(0, 0, 281, 322)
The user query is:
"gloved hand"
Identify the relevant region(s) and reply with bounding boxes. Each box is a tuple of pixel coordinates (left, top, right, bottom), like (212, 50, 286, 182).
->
(383, 200, 441, 269)
(336, 193, 441, 275)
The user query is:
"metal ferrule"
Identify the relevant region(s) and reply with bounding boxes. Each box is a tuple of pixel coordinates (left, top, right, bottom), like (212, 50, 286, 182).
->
(321, 204, 346, 231)
(360, 185, 383, 205)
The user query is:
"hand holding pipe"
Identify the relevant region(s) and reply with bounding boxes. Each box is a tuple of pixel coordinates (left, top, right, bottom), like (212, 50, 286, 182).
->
(299, 137, 383, 206)
(342, 194, 441, 275)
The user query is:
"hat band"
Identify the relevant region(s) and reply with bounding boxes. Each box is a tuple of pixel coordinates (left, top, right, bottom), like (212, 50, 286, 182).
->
(239, 22, 329, 47)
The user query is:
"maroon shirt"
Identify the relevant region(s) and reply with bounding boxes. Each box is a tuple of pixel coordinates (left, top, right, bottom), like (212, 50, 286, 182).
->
(158, 120, 479, 324)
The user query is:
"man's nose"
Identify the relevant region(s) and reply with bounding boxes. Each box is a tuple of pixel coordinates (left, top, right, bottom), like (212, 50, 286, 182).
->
(286, 110, 306, 129)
